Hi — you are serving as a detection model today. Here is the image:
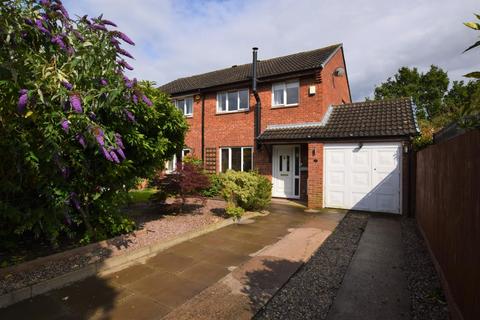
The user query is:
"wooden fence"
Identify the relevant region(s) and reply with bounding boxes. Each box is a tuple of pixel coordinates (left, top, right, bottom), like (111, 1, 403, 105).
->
(416, 129, 480, 320)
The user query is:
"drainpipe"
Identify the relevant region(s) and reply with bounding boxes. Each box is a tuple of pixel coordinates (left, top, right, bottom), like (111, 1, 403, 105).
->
(201, 93, 205, 162)
(252, 47, 262, 149)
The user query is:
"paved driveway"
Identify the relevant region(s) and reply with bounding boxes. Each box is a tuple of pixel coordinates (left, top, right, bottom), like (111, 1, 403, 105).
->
(0, 200, 344, 320)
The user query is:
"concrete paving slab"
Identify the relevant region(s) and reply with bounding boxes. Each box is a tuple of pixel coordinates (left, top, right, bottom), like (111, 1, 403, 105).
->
(326, 216, 410, 320)
(93, 293, 171, 320)
(146, 252, 196, 273)
(107, 263, 156, 286)
(178, 261, 230, 285)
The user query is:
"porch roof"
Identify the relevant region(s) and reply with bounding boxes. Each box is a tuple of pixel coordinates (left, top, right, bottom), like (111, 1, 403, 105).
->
(257, 97, 419, 141)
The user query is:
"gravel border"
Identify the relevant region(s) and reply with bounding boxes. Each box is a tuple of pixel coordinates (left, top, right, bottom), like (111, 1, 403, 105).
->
(0, 198, 226, 295)
(255, 212, 369, 320)
(401, 217, 449, 320)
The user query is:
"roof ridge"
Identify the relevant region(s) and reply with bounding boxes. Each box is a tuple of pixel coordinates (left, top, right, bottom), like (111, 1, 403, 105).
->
(332, 97, 411, 108)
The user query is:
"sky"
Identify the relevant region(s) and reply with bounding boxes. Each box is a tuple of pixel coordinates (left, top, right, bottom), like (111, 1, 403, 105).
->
(64, 0, 479, 101)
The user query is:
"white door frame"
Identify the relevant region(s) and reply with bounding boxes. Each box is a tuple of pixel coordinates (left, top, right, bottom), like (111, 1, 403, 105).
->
(272, 144, 301, 199)
(323, 142, 403, 214)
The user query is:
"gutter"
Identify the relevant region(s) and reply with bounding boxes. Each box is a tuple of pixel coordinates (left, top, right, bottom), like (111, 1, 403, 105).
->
(252, 47, 262, 149)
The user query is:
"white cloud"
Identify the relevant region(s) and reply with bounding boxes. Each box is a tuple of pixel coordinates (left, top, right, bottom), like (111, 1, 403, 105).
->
(64, 0, 479, 100)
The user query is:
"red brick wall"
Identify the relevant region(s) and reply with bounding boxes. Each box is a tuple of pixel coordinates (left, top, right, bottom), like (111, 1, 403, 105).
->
(307, 143, 324, 208)
(173, 48, 350, 206)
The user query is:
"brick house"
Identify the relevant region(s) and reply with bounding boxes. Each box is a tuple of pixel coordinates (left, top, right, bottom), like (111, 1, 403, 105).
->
(159, 44, 418, 214)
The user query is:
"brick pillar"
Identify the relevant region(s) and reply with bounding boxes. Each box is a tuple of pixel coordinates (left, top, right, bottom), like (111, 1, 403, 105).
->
(307, 143, 324, 208)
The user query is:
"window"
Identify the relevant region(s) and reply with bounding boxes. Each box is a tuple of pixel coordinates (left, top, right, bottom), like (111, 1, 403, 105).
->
(174, 97, 193, 116)
(165, 154, 177, 173)
(181, 148, 191, 159)
(217, 89, 249, 113)
(219, 147, 253, 172)
(272, 80, 299, 107)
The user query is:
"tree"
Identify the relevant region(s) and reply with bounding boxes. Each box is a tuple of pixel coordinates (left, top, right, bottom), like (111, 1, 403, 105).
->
(0, 0, 187, 246)
(374, 66, 449, 119)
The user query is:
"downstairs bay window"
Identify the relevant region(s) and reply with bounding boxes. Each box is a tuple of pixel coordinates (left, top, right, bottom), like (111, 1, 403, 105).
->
(220, 147, 253, 172)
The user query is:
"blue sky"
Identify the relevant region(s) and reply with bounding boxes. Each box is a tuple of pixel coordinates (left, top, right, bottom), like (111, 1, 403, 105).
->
(64, 0, 479, 100)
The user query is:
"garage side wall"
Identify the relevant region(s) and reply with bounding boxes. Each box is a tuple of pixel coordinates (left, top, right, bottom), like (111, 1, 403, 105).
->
(307, 143, 324, 208)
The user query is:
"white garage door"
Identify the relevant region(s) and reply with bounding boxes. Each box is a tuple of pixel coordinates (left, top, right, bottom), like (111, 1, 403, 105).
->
(324, 143, 402, 214)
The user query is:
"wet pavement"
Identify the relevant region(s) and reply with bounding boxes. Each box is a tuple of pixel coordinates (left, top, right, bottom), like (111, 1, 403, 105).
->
(0, 200, 345, 320)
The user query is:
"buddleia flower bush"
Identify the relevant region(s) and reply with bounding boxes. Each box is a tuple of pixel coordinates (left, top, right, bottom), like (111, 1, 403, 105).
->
(0, 0, 187, 246)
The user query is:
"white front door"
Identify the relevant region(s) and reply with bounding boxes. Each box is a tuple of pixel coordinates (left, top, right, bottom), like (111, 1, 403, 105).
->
(272, 145, 300, 198)
(324, 143, 402, 214)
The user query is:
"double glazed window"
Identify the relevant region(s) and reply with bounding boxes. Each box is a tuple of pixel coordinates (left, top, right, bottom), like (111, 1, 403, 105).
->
(217, 89, 249, 113)
(165, 148, 192, 173)
(272, 80, 299, 107)
(220, 147, 253, 172)
(175, 97, 193, 116)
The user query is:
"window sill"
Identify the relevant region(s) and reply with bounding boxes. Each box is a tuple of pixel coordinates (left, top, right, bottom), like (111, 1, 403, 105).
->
(271, 103, 299, 109)
(184, 115, 193, 118)
(215, 109, 249, 115)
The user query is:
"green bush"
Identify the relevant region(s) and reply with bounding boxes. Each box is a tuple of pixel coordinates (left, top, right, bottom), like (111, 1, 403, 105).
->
(225, 204, 244, 221)
(0, 1, 187, 246)
(220, 170, 272, 212)
(200, 174, 223, 198)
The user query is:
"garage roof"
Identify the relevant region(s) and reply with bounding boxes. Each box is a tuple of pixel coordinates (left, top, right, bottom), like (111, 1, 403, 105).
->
(257, 97, 419, 141)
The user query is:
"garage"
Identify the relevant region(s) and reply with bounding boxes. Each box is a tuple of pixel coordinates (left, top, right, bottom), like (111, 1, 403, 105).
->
(324, 143, 402, 214)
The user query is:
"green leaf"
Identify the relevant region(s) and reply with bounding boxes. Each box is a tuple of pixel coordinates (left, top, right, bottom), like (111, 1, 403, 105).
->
(463, 40, 480, 53)
(463, 71, 480, 78)
(474, 13, 480, 21)
(464, 22, 480, 30)
(37, 88, 45, 103)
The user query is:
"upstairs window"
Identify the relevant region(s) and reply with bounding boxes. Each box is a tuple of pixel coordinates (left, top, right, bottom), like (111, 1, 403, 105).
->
(217, 89, 249, 113)
(220, 147, 253, 172)
(272, 80, 299, 107)
(174, 97, 193, 116)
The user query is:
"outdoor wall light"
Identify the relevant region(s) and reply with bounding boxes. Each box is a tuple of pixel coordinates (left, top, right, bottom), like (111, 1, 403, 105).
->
(312, 147, 316, 156)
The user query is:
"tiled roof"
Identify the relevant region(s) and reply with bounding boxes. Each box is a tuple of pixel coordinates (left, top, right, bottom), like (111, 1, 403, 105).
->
(257, 98, 419, 141)
(158, 44, 341, 95)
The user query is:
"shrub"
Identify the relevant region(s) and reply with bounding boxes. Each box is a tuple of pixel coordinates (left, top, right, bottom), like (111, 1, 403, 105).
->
(200, 174, 223, 198)
(0, 1, 187, 245)
(220, 171, 272, 213)
(152, 162, 210, 210)
(225, 204, 244, 221)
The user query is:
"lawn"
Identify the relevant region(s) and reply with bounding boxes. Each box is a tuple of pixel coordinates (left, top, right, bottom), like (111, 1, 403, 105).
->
(128, 188, 157, 204)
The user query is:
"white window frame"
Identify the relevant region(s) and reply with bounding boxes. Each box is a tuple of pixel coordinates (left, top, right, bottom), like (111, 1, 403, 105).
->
(181, 148, 191, 159)
(165, 154, 177, 173)
(219, 147, 253, 172)
(174, 97, 193, 117)
(271, 80, 299, 107)
(216, 89, 249, 113)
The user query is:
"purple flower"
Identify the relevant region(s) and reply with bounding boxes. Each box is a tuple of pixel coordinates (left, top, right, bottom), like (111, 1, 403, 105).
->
(76, 133, 86, 148)
(100, 19, 117, 27)
(39, 0, 50, 6)
(92, 24, 108, 32)
(100, 78, 108, 86)
(100, 146, 113, 161)
(132, 94, 138, 104)
(116, 47, 134, 59)
(69, 94, 82, 113)
(88, 112, 96, 120)
(25, 18, 33, 25)
(17, 89, 28, 113)
(51, 34, 66, 50)
(125, 109, 136, 122)
(115, 133, 124, 149)
(142, 94, 153, 107)
(53, 4, 70, 20)
(110, 38, 120, 48)
(35, 19, 50, 35)
(109, 150, 120, 163)
(124, 76, 133, 88)
(116, 148, 126, 160)
(118, 59, 133, 70)
(66, 46, 75, 55)
(61, 81, 72, 90)
(70, 192, 81, 210)
(72, 30, 85, 42)
(112, 31, 135, 45)
(61, 119, 70, 133)
(94, 128, 105, 146)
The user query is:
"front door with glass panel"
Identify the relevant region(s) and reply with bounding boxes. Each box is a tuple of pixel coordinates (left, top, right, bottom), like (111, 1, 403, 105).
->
(272, 145, 300, 198)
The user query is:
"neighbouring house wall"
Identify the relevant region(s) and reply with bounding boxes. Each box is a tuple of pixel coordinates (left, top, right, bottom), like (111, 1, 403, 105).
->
(184, 98, 202, 156)
(415, 129, 480, 320)
(307, 143, 324, 208)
